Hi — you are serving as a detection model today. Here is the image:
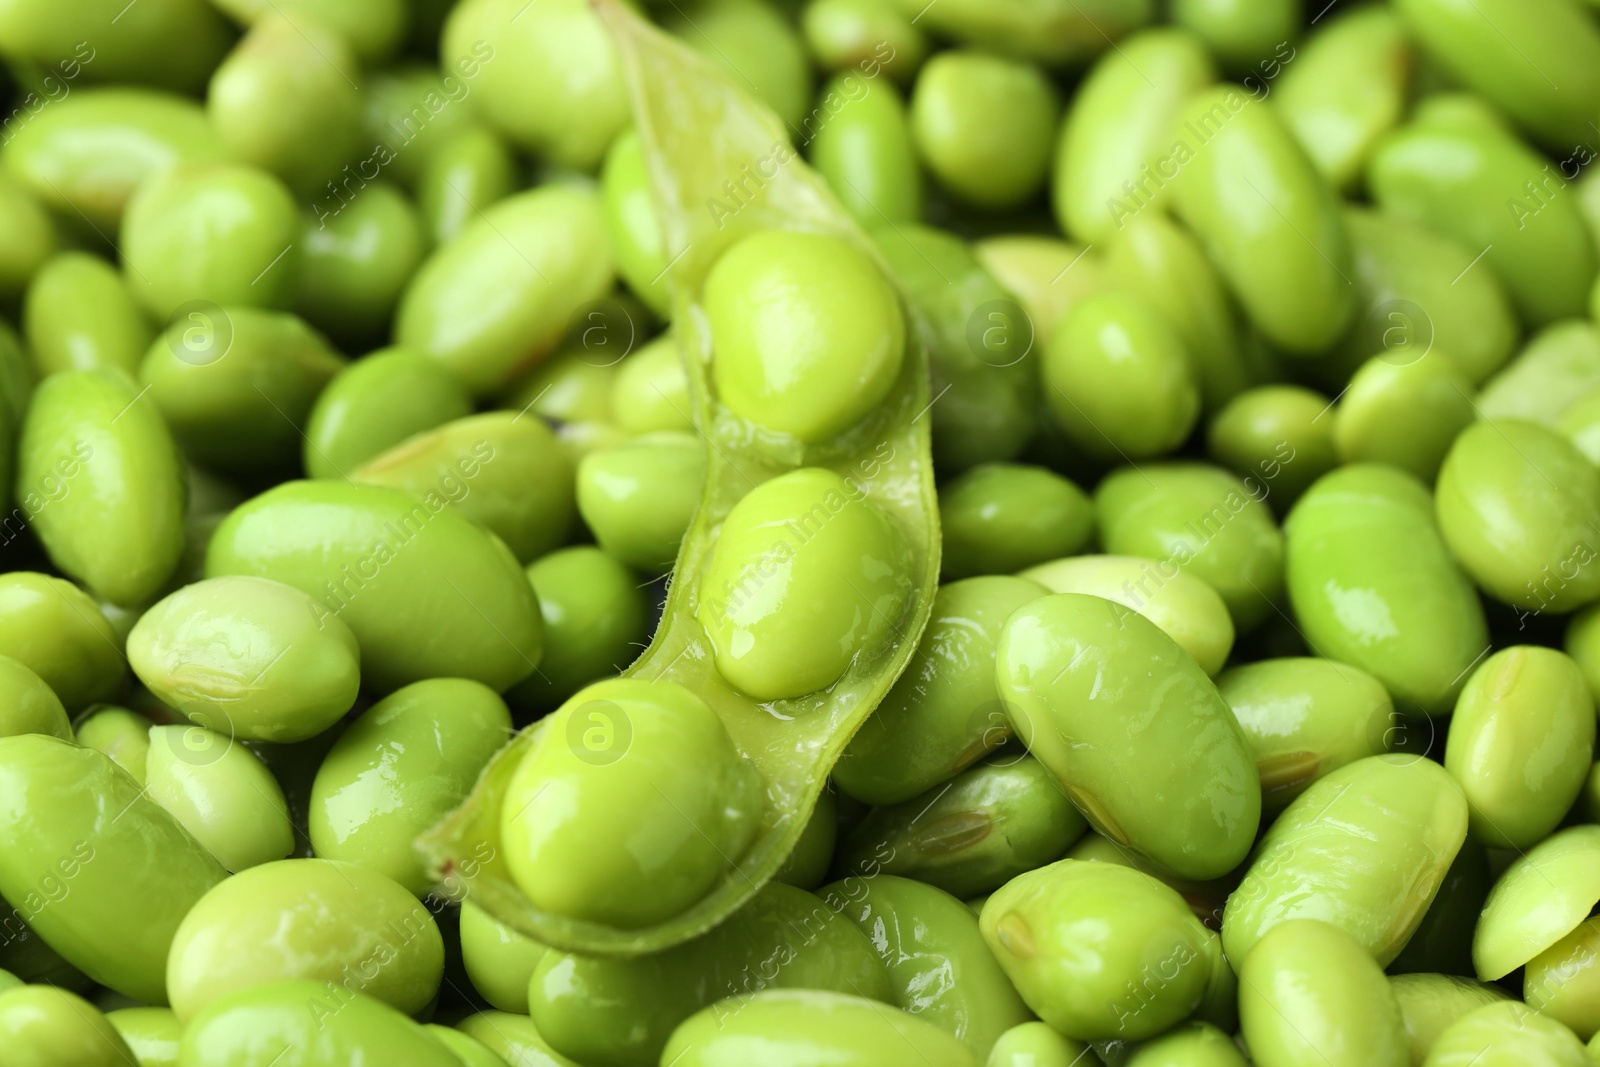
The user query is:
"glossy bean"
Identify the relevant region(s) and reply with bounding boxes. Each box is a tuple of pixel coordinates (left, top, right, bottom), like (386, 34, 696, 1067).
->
(302, 347, 474, 480)
(22, 252, 150, 378)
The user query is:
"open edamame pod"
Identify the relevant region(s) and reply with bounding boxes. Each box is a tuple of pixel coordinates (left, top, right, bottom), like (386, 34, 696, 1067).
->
(420, 0, 939, 957)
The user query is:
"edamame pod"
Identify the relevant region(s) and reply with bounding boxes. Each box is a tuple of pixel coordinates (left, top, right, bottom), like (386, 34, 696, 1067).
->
(1095, 462, 1285, 632)
(1239, 919, 1409, 1067)
(1395, 0, 1600, 152)
(423, 0, 939, 958)
(310, 679, 511, 896)
(998, 594, 1259, 880)
(1, 89, 224, 227)
(528, 881, 894, 1067)
(1021, 555, 1235, 675)
(1368, 120, 1598, 328)
(22, 252, 151, 378)
(1217, 657, 1394, 811)
(165, 858, 444, 1022)
(0, 573, 127, 711)
(129, 576, 361, 743)
(1171, 86, 1354, 355)
(1053, 28, 1215, 243)
(1435, 420, 1600, 614)
(396, 184, 616, 397)
(178, 980, 461, 1067)
(663, 989, 979, 1067)
(810, 71, 922, 225)
(17, 369, 186, 607)
(1445, 647, 1594, 849)
(0, 736, 227, 1003)
(838, 755, 1089, 898)
(302, 348, 474, 480)
(981, 860, 1215, 1042)
(1222, 754, 1469, 967)
(205, 480, 543, 693)
(145, 724, 294, 872)
(353, 411, 576, 563)
(1284, 464, 1488, 716)
(824, 875, 1032, 1055)
(141, 307, 347, 476)
(836, 576, 1047, 805)
(1274, 6, 1412, 191)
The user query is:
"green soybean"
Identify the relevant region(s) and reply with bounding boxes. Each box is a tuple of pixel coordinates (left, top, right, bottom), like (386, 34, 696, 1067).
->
(1388, 839, 1493, 978)
(2, 88, 226, 228)
(205, 13, 363, 194)
(179, 980, 461, 1067)
(1284, 464, 1488, 716)
(120, 163, 302, 319)
(309, 678, 511, 896)
(802, 0, 928, 83)
(838, 755, 1089, 898)
(938, 465, 1093, 580)
(0, 574, 124, 711)
(1104, 212, 1255, 412)
(835, 575, 1047, 804)
(998, 594, 1258, 879)
(1332, 353, 1476, 482)
(1052, 28, 1215, 243)
(1474, 824, 1600, 981)
(141, 307, 347, 476)
(353, 411, 575, 563)
(1222, 754, 1469, 967)
(989, 1022, 1102, 1067)
(1479, 322, 1600, 426)
(1369, 119, 1598, 328)
(1126, 1023, 1246, 1067)
(1445, 647, 1593, 849)
(509, 545, 649, 711)
(443, 0, 627, 170)
(981, 859, 1214, 1042)
(527, 881, 893, 1067)
(1421, 1000, 1587, 1067)
(1095, 462, 1286, 632)
(1171, 85, 1354, 355)
(662, 0, 814, 131)
(22, 252, 151, 378)
(0, 985, 137, 1067)
(1170, 0, 1297, 72)
(911, 50, 1058, 210)
(1524, 917, 1600, 1040)
(0, 655, 70, 741)
(296, 183, 426, 349)
(974, 235, 1110, 343)
(1206, 385, 1337, 509)
(824, 875, 1032, 1055)
(1274, 6, 1411, 191)
(128, 575, 361, 743)
(416, 125, 519, 247)
(145, 724, 293, 873)
(302, 348, 475, 480)
(459, 899, 546, 1014)
(893, 0, 1153, 66)
(1217, 657, 1394, 811)
(17, 368, 186, 607)
(608, 335, 691, 436)
(210, 0, 407, 63)
(576, 431, 706, 573)
(1394, 0, 1600, 152)
(1435, 419, 1600, 614)
(165, 858, 444, 1022)
(810, 71, 923, 226)
(73, 708, 153, 784)
(205, 480, 544, 692)
(600, 129, 671, 317)
(1043, 292, 1200, 459)
(396, 184, 615, 397)
(1021, 554, 1236, 676)
(0, 175, 55, 301)
(455, 1010, 582, 1067)
(663, 989, 978, 1067)
(1239, 919, 1410, 1067)
(106, 1006, 181, 1067)
(0, 735, 227, 1004)
(1392, 974, 1509, 1067)
(428, 1024, 510, 1067)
